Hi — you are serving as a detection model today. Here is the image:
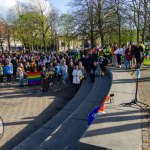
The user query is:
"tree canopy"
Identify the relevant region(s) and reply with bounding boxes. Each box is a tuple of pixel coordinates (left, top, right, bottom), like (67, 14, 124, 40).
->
(0, 0, 149, 51)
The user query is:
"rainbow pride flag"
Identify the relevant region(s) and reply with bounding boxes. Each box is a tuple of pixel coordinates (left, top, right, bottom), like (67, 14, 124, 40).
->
(147, 52, 150, 59)
(27, 72, 41, 85)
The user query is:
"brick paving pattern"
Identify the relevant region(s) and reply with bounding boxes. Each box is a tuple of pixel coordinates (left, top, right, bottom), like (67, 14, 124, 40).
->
(136, 65, 150, 150)
(0, 83, 76, 150)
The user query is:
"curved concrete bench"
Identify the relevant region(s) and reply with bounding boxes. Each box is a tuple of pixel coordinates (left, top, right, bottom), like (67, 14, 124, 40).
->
(78, 67, 142, 150)
(14, 77, 94, 150)
(35, 69, 112, 150)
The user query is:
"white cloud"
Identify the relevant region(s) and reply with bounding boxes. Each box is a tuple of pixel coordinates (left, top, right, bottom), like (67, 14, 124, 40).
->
(0, 0, 26, 16)
(0, 0, 16, 16)
(0, 0, 51, 17)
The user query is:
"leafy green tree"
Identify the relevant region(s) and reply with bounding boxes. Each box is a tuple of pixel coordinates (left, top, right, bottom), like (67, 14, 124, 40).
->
(59, 14, 75, 49)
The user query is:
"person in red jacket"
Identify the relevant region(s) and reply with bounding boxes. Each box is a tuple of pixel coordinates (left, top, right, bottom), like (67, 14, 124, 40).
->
(131, 44, 136, 67)
(125, 45, 133, 69)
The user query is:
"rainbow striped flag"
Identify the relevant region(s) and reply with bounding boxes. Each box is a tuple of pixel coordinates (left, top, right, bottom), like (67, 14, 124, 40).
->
(147, 52, 150, 59)
(27, 72, 41, 85)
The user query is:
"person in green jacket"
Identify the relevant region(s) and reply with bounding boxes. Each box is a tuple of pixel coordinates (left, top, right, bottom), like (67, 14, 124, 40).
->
(103, 45, 112, 60)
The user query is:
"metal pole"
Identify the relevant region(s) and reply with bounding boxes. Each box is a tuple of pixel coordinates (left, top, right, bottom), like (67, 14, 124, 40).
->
(135, 75, 138, 102)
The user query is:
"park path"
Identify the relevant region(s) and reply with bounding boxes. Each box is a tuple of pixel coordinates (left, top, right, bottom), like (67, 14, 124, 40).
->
(0, 83, 76, 150)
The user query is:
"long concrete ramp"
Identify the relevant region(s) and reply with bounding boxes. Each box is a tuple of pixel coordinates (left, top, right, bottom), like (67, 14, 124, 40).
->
(35, 70, 112, 150)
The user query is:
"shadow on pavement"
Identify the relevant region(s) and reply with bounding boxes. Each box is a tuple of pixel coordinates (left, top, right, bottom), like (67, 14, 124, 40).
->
(82, 109, 149, 138)
(0, 84, 76, 150)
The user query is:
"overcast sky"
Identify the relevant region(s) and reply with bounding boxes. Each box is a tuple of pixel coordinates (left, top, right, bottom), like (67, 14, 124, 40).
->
(0, 0, 70, 17)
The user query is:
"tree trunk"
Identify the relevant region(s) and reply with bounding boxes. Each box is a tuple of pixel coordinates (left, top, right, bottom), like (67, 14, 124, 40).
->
(90, 29, 95, 48)
(118, 24, 121, 45)
(98, 0, 104, 46)
(100, 32, 104, 46)
(142, 0, 148, 43)
(43, 33, 46, 51)
(137, 1, 141, 43)
(0, 41, 3, 53)
(7, 34, 11, 54)
(130, 28, 133, 42)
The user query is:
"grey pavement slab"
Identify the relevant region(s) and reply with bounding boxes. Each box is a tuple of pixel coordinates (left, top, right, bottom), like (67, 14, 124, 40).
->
(79, 67, 142, 150)
(0, 81, 77, 150)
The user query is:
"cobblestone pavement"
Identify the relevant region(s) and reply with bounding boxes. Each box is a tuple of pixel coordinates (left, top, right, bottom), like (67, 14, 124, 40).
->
(130, 65, 150, 150)
(138, 65, 150, 150)
(0, 82, 76, 150)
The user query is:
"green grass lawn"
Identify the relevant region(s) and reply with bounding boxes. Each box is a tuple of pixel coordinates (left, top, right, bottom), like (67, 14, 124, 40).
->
(143, 59, 150, 66)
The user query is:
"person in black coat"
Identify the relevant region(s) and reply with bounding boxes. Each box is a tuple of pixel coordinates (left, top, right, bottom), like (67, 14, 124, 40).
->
(68, 62, 74, 84)
(133, 44, 143, 68)
(90, 61, 97, 82)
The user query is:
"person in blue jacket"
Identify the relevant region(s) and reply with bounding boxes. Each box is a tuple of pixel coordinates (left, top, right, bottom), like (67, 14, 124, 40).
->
(4, 60, 13, 85)
(55, 62, 62, 84)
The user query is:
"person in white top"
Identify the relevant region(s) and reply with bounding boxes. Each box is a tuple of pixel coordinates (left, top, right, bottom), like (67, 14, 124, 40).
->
(114, 46, 123, 67)
(61, 62, 68, 84)
(72, 65, 83, 90)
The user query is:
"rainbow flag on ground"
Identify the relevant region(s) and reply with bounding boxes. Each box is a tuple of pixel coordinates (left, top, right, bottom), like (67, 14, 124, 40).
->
(27, 72, 41, 85)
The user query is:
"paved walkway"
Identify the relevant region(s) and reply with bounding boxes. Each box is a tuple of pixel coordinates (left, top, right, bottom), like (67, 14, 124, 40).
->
(0, 83, 76, 150)
(79, 67, 143, 150)
(137, 65, 150, 149)
(14, 77, 94, 150)
(1, 66, 149, 150)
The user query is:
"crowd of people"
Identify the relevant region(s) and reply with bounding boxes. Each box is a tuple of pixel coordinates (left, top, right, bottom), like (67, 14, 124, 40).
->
(0, 41, 146, 91)
(0, 50, 101, 91)
(101, 41, 145, 69)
